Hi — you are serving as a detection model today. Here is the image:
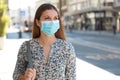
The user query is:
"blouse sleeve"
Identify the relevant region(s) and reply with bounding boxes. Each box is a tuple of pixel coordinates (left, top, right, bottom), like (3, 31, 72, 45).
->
(65, 43, 76, 80)
(13, 41, 28, 80)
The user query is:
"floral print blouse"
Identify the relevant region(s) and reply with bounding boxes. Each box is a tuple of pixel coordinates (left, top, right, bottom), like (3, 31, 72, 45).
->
(13, 38, 76, 80)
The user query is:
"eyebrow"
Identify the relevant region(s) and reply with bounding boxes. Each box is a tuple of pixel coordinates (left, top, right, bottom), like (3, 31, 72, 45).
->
(43, 15, 58, 18)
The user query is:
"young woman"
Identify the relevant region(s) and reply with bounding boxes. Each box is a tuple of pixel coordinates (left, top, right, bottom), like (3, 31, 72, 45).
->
(13, 3, 76, 80)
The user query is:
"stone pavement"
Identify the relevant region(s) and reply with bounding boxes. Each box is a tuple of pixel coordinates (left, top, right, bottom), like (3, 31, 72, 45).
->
(0, 39, 120, 80)
(67, 30, 120, 39)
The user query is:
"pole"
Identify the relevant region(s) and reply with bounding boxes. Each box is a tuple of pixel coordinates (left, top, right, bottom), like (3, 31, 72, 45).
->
(18, 8, 22, 38)
(59, 0, 62, 16)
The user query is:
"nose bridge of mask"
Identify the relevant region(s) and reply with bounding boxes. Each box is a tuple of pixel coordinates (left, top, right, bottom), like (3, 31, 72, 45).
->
(50, 20, 58, 27)
(43, 21, 54, 27)
(50, 21, 54, 26)
(42, 20, 59, 27)
(42, 21, 51, 27)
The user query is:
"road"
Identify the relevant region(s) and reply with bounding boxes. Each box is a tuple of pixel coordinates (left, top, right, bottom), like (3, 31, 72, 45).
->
(66, 30, 120, 75)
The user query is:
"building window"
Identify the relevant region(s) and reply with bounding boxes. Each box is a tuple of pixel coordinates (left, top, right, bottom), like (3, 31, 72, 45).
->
(80, 2, 86, 9)
(68, 0, 77, 4)
(77, 4, 81, 10)
(69, 5, 76, 12)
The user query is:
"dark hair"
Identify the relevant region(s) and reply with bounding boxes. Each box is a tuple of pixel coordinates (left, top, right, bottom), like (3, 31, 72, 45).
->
(32, 3, 66, 40)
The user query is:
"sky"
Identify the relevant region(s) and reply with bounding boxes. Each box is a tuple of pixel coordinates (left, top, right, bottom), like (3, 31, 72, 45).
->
(9, 0, 38, 10)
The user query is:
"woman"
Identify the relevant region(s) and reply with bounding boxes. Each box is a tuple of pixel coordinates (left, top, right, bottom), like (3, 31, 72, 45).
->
(13, 3, 76, 80)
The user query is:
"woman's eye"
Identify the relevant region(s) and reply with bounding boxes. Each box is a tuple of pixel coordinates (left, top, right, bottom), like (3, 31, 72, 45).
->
(44, 17, 50, 20)
(44, 16, 58, 20)
(54, 17, 58, 20)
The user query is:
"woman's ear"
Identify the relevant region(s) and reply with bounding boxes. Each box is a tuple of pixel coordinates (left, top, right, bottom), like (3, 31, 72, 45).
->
(36, 19, 41, 27)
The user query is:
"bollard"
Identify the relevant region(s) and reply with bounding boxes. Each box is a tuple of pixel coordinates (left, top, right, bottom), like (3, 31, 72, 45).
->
(113, 25, 116, 35)
(18, 30, 22, 38)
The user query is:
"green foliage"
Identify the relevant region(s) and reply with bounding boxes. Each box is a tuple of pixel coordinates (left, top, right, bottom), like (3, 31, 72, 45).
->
(0, 0, 7, 11)
(0, 0, 10, 37)
(0, 16, 10, 37)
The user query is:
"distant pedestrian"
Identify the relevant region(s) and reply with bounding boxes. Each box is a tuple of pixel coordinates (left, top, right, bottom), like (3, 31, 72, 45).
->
(113, 25, 116, 35)
(69, 25, 73, 33)
(24, 20, 28, 27)
(112, 19, 117, 35)
(13, 3, 76, 80)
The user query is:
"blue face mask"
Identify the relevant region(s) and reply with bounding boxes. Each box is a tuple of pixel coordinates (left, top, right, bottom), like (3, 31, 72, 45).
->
(41, 20, 60, 36)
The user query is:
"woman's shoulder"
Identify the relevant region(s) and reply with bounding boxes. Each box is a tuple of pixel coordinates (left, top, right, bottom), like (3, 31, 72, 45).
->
(57, 38, 73, 48)
(22, 38, 38, 44)
(58, 39, 75, 56)
(20, 38, 37, 46)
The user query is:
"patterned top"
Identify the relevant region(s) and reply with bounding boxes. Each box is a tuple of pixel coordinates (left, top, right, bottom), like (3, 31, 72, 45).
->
(13, 38, 76, 80)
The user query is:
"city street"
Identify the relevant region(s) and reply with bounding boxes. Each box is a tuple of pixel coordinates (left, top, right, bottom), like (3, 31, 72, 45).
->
(0, 28, 120, 80)
(1, 0, 120, 80)
(7, 29, 120, 75)
(66, 30, 120, 75)
(7, 28, 120, 75)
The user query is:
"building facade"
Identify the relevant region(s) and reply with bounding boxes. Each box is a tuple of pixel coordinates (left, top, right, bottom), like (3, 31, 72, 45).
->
(34, 0, 120, 32)
(35, 0, 58, 10)
(60, 0, 120, 32)
(113, 0, 120, 32)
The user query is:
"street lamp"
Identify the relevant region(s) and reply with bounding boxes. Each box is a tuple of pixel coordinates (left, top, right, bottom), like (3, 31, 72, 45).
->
(59, 0, 62, 16)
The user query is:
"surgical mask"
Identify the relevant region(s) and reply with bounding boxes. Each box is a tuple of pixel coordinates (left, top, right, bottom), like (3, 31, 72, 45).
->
(41, 20, 60, 36)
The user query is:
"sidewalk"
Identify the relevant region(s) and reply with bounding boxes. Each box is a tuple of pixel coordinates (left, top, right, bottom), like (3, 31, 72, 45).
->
(0, 39, 120, 80)
(67, 30, 120, 39)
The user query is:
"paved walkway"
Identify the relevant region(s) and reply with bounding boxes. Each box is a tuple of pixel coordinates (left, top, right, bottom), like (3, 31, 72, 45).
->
(0, 39, 120, 80)
(67, 30, 120, 39)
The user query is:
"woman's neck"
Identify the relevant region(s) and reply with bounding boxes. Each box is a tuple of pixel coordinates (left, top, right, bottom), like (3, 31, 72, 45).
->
(38, 34, 56, 46)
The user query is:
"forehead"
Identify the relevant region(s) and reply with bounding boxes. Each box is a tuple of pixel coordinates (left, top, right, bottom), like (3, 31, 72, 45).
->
(41, 9, 58, 17)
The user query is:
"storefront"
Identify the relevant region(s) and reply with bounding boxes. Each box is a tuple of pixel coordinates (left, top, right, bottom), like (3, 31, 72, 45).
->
(66, 8, 118, 31)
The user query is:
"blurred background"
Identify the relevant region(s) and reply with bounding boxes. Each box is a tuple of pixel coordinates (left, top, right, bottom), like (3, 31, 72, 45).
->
(7, 0, 120, 32)
(0, 0, 120, 80)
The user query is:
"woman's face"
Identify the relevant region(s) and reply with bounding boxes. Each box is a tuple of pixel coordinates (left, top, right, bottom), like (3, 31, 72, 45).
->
(40, 9, 59, 21)
(36, 9, 60, 36)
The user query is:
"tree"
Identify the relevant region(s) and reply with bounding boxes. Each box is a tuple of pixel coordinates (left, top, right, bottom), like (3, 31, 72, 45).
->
(0, 0, 10, 49)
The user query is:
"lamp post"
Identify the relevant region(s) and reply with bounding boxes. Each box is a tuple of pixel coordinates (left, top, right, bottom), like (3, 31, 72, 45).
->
(59, 0, 62, 16)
